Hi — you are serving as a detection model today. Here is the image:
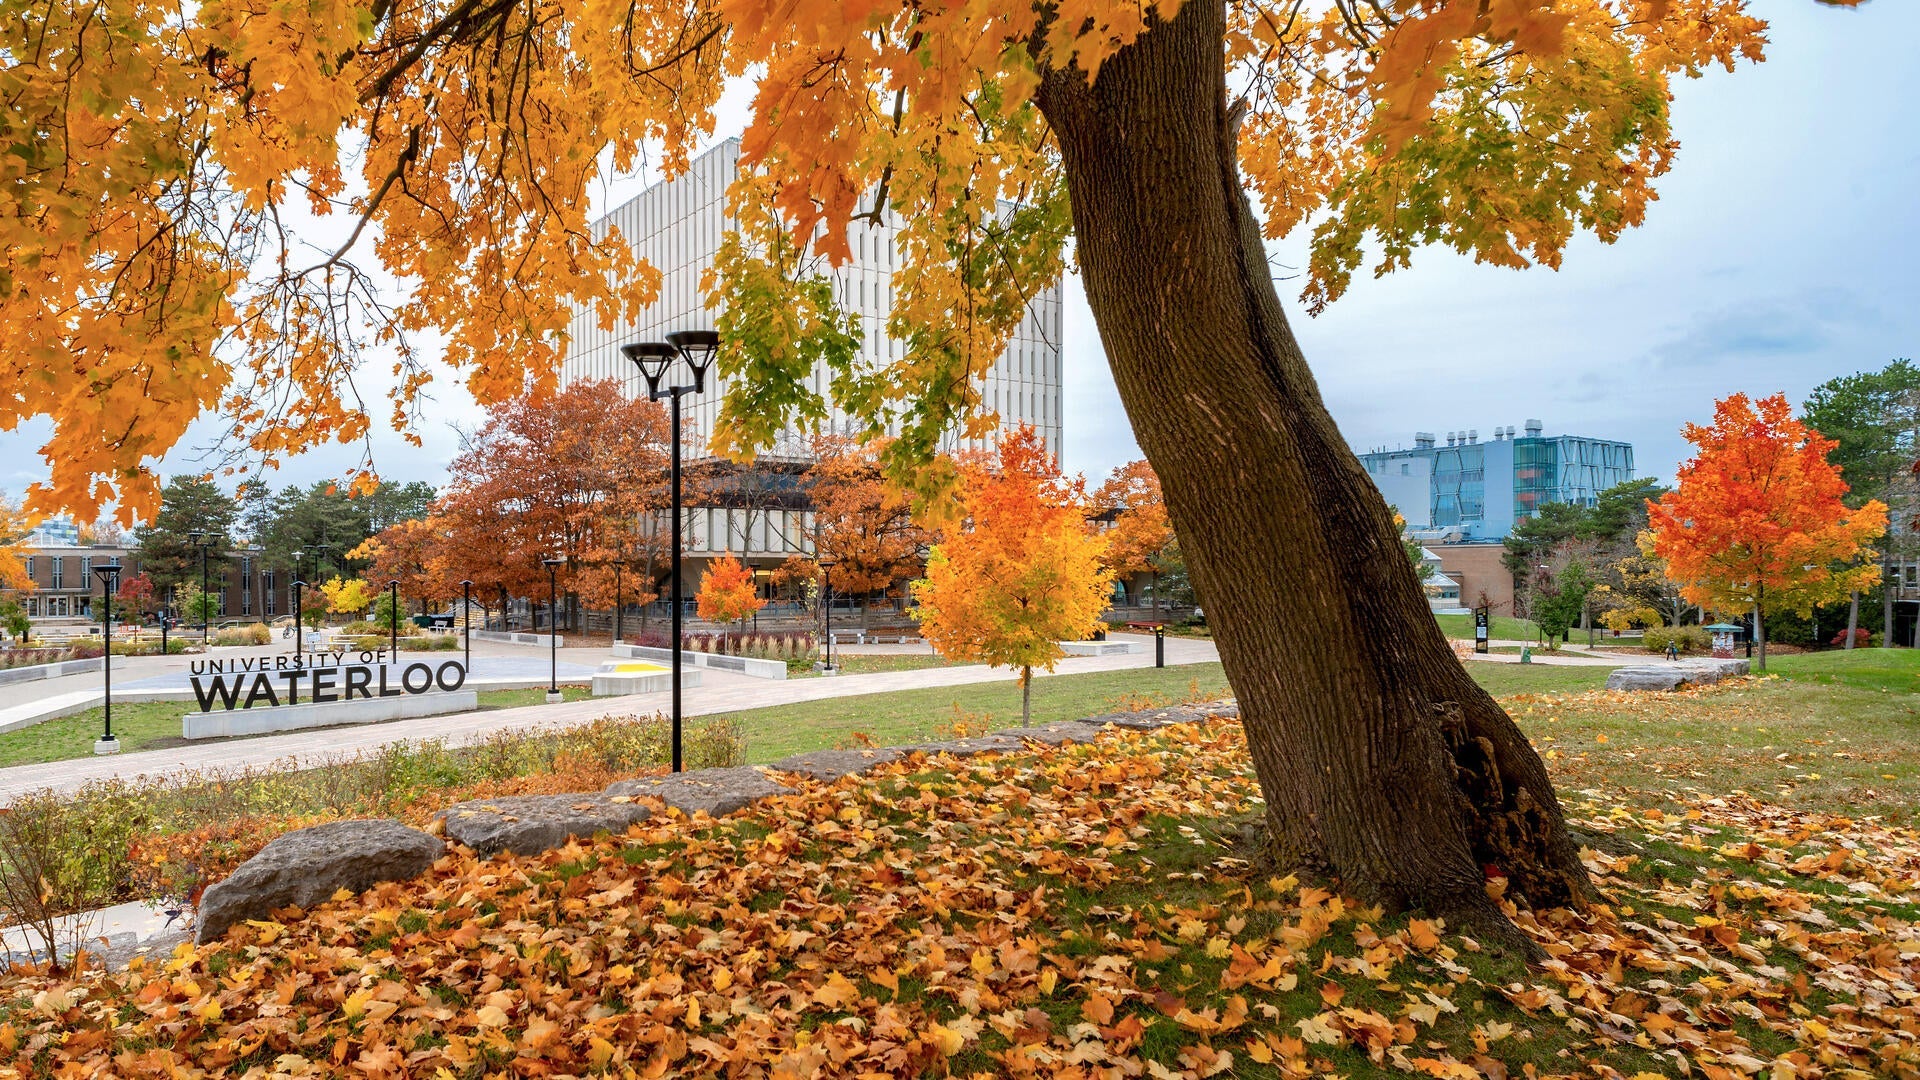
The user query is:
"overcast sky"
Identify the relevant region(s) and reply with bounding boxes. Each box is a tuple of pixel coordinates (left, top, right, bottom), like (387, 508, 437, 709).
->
(3, 1, 1912, 515)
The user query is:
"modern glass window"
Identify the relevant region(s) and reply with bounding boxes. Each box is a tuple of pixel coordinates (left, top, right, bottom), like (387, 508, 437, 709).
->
(51, 558, 62, 589)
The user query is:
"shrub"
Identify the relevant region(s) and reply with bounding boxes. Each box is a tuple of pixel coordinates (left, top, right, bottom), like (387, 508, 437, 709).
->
(0, 714, 749, 936)
(344, 619, 421, 637)
(1643, 626, 1711, 654)
(1830, 628, 1870, 648)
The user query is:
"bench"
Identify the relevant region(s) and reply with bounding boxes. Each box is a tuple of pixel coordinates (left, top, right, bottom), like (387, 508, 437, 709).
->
(1124, 621, 1165, 631)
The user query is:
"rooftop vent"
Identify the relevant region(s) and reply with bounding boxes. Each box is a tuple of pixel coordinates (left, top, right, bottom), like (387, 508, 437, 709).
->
(1414, 432, 1436, 449)
(1467, 429, 1478, 444)
(1524, 419, 1543, 437)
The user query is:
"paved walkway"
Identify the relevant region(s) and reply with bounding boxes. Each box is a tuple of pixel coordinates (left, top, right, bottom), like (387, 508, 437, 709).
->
(0, 634, 1220, 802)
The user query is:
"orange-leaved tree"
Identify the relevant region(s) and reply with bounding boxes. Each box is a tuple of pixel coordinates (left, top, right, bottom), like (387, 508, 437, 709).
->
(350, 518, 454, 615)
(808, 436, 930, 623)
(696, 554, 766, 652)
(13, 0, 1867, 932)
(913, 428, 1113, 726)
(1092, 460, 1173, 604)
(436, 380, 671, 628)
(1647, 393, 1887, 671)
(0, 492, 34, 594)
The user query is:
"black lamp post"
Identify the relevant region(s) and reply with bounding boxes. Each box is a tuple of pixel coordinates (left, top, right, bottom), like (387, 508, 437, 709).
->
(622, 330, 719, 774)
(460, 579, 474, 671)
(291, 549, 305, 662)
(159, 585, 170, 658)
(818, 557, 837, 675)
(93, 564, 120, 755)
(387, 579, 401, 658)
(187, 530, 208, 642)
(542, 557, 564, 703)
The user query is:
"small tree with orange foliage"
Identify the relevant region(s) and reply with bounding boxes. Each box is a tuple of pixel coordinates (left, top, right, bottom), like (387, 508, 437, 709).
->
(1647, 392, 1887, 671)
(913, 427, 1113, 726)
(696, 555, 766, 653)
(1092, 460, 1172, 605)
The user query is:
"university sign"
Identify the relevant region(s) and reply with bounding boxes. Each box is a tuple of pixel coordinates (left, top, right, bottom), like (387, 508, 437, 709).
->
(189, 650, 467, 712)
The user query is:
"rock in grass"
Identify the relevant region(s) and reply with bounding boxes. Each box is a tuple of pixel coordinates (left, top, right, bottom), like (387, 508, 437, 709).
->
(908, 732, 1029, 758)
(196, 819, 444, 945)
(1012, 720, 1109, 746)
(433, 794, 653, 857)
(604, 766, 792, 818)
(767, 747, 906, 781)
(1605, 659, 1750, 692)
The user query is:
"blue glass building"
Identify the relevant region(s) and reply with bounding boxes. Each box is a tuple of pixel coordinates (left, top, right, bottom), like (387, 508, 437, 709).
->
(1359, 420, 1633, 541)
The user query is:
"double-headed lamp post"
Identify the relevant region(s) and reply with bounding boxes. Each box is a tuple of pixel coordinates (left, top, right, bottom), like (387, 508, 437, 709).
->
(621, 330, 719, 775)
(543, 558, 564, 703)
(94, 564, 121, 754)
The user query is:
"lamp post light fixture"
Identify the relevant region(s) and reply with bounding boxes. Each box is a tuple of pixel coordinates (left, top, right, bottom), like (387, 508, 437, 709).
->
(542, 558, 565, 704)
(460, 579, 474, 671)
(93, 564, 121, 754)
(621, 329, 719, 774)
(387, 579, 401, 658)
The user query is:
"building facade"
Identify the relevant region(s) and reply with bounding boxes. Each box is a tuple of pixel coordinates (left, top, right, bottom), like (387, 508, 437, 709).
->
(1361, 420, 1634, 542)
(10, 544, 297, 625)
(561, 138, 1066, 465)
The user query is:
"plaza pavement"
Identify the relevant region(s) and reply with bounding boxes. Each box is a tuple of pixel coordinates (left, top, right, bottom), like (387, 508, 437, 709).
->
(0, 633, 1222, 802)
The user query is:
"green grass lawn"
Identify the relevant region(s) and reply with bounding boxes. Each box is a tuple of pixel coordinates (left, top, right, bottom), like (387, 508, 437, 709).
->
(1434, 612, 1541, 640)
(792, 653, 958, 678)
(1508, 647, 1920, 822)
(0, 685, 596, 767)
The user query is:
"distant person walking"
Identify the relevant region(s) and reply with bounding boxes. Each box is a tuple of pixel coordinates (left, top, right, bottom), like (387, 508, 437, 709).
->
(1665, 640, 1680, 662)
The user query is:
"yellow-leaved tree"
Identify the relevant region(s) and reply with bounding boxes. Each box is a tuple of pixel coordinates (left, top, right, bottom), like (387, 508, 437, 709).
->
(8, 0, 1870, 932)
(320, 577, 374, 620)
(913, 428, 1113, 727)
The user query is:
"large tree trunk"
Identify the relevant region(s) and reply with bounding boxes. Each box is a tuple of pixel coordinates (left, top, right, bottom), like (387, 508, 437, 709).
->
(1035, 0, 1590, 938)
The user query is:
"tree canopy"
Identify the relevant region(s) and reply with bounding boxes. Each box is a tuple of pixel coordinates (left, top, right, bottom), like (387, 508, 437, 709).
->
(2, 0, 1791, 523)
(1647, 392, 1886, 669)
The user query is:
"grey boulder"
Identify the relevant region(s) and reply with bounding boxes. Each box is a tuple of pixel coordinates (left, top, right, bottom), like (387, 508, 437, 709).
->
(768, 747, 906, 781)
(196, 819, 444, 944)
(605, 766, 792, 817)
(1012, 720, 1109, 746)
(1605, 659, 1750, 692)
(908, 732, 1029, 758)
(434, 794, 653, 857)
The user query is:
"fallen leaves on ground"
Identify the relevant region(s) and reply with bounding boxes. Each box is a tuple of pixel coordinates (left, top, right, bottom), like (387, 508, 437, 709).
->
(4, 717, 1920, 1079)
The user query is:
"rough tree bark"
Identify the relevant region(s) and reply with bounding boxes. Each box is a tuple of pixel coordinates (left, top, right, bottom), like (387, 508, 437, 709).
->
(1035, 0, 1592, 939)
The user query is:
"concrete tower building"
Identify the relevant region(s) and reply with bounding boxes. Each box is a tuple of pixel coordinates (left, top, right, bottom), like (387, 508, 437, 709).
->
(562, 139, 1065, 463)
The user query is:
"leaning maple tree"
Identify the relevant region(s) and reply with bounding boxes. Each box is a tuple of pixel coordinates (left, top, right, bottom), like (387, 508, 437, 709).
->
(9, 0, 1865, 932)
(1647, 393, 1886, 671)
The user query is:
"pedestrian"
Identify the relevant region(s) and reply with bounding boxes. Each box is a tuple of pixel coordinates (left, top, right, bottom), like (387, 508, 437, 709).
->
(1665, 640, 1679, 662)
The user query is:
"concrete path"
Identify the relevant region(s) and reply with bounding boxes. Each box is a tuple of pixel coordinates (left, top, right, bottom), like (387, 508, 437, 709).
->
(0, 633, 1220, 803)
